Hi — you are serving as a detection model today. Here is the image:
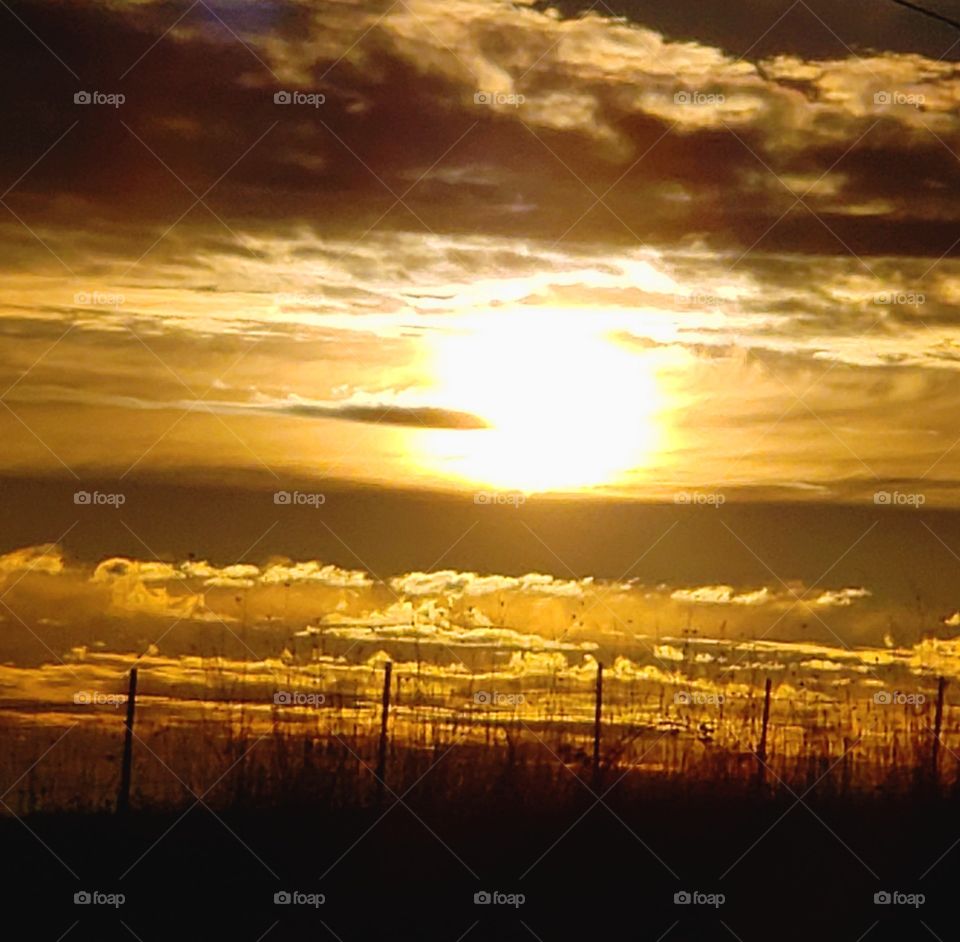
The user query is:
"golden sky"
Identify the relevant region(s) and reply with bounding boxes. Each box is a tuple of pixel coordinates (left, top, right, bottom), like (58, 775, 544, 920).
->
(4, 0, 960, 652)
(3, 0, 960, 499)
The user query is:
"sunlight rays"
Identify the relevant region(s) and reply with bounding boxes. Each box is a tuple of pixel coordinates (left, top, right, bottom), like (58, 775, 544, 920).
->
(412, 310, 669, 492)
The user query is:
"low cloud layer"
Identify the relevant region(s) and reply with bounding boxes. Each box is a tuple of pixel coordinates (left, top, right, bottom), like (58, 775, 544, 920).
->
(0, 544, 937, 679)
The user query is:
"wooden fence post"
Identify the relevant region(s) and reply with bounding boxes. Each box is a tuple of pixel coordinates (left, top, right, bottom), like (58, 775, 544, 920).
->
(756, 677, 772, 791)
(117, 667, 138, 815)
(592, 662, 603, 789)
(932, 676, 947, 787)
(376, 662, 393, 803)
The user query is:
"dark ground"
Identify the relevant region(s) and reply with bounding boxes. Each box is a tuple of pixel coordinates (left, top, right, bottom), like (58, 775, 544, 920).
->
(4, 786, 956, 941)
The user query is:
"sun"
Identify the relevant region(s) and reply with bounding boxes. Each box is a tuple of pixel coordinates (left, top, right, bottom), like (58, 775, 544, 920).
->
(411, 310, 666, 492)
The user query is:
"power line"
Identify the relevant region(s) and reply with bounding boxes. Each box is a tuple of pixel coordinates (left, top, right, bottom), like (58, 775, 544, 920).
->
(884, 0, 960, 33)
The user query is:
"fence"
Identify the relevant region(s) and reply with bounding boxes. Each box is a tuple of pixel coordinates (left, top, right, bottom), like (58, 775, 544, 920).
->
(0, 661, 952, 815)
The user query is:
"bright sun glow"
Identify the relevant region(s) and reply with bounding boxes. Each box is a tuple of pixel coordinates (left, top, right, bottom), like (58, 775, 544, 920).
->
(414, 311, 667, 492)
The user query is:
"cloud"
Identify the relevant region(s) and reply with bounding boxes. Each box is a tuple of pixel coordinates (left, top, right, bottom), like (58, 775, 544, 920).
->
(669, 583, 874, 612)
(7, 0, 960, 265)
(273, 400, 490, 429)
(258, 560, 373, 587)
(814, 587, 872, 607)
(0, 545, 894, 675)
(91, 556, 223, 620)
(6, 0, 960, 499)
(180, 561, 261, 588)
(671, 585, 772, 606)
(389, 570, 593, 597)
(0, 544, 64, 579)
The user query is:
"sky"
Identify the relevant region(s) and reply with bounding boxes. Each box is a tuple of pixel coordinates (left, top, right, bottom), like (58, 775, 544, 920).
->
(4, 0, 960, 673)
